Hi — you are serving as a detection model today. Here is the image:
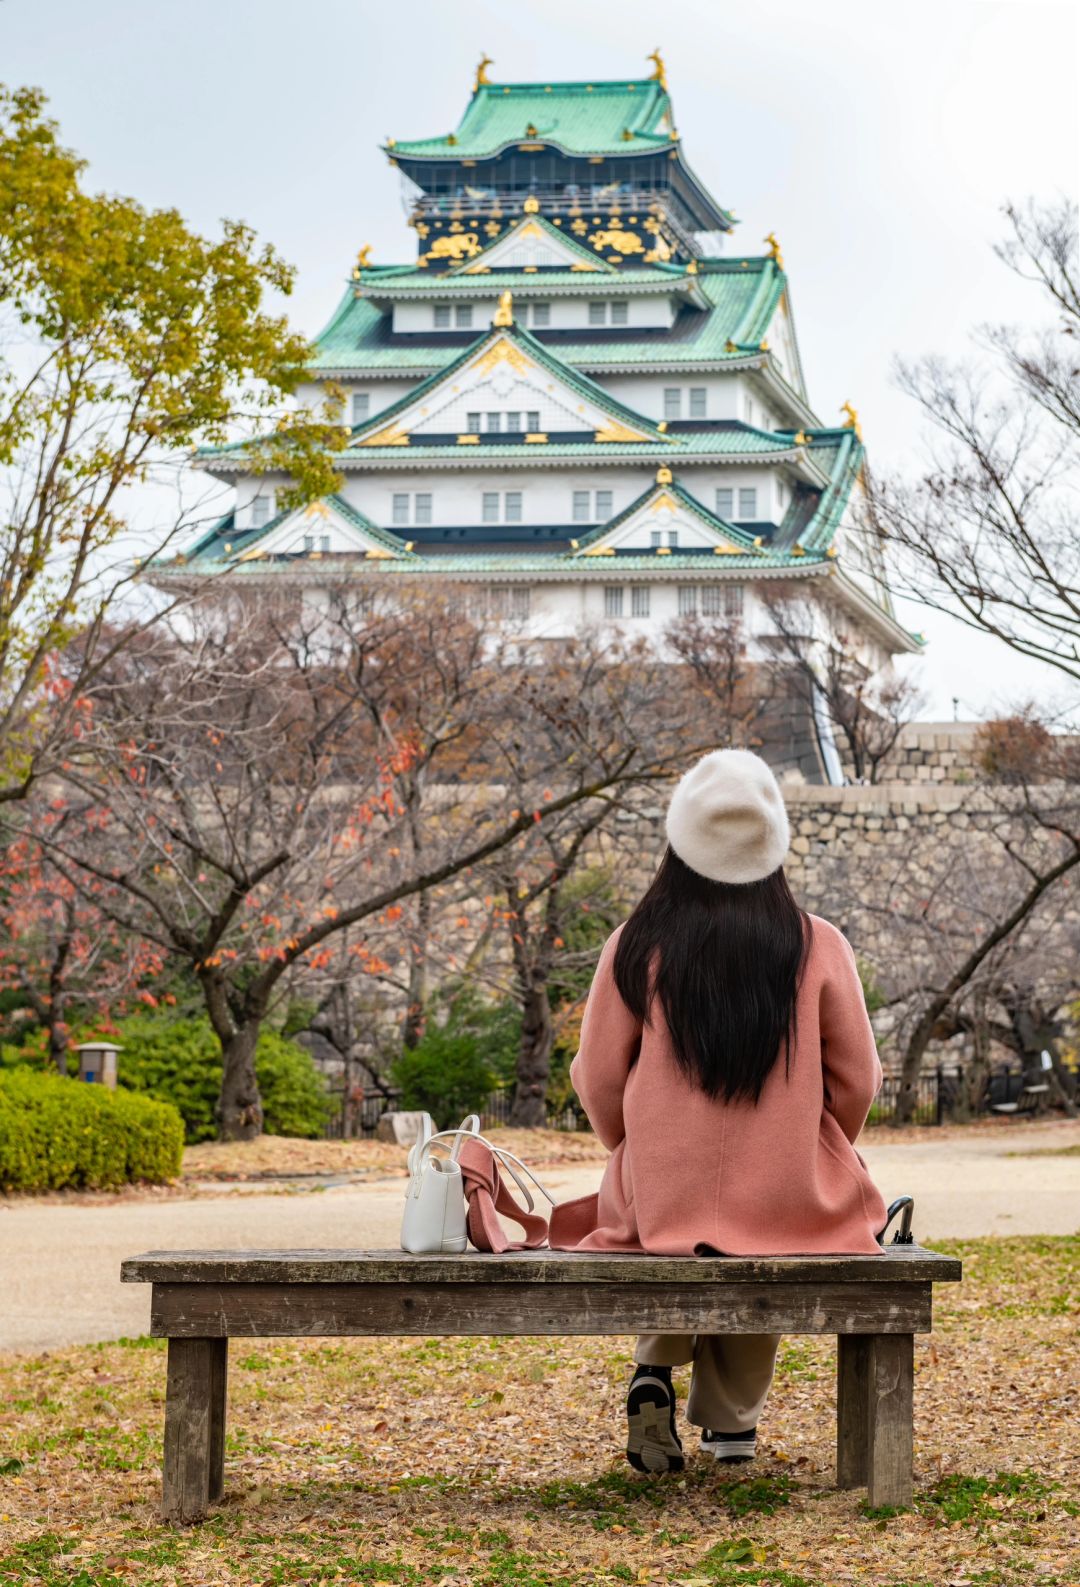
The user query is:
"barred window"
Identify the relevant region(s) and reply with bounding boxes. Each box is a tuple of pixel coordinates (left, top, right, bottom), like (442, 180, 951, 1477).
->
(482, 492, 500, 524)
(506, 411, 522, 431)
(604, 587, 624, 617)
(454, 305, 473, 328)
(677, 585, 698, 616)
(588, 302, 607, 326)
(414, 493, 432, 527)
(701, 584, 744, 619)
(504, 491, 523, 524)
(434, 305, 452, 329)
(392, 493, 410, 527)
(631, 586, 650, 618)
(663, 388, 682, 420)
(595, 489, 613, 519)
(610, 301, 629, 326)
(251, 494, 271, 527)
(716, 487, 734, 519)
(572, 490, 590, 523)
(466, 411, 481, 432)
(527, 410, 541, 432)
(739, 487, 758, 519)
(351, 392, 370, 425)
(531, 303, 551, 327)
(689, 387, 707, 418)
(650, 529, 662, 547)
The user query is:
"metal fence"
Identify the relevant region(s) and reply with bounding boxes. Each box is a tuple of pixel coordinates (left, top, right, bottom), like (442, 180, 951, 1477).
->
(324, 1061, 1076, 1138)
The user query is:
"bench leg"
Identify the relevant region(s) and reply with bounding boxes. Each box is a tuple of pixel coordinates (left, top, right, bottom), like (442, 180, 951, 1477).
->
(836, 1334, 870, 1488)
(866, 1334, 914, 1509)
(162, 1337, 228, 1523)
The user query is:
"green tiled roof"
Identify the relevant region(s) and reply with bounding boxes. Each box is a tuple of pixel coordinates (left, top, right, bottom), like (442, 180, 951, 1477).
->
(331, 426, 809, 465)
(164, 494, 409, 568)
(389, 76, 674, 162)
(312, 257, 785, 374)
(573, 477, 759, 553)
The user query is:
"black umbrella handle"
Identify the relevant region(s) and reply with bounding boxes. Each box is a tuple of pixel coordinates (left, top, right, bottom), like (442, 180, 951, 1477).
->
(877, 1195, 915, 1246)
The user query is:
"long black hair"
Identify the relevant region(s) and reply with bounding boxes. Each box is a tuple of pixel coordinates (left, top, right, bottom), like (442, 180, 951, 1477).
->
(613, 848, 810, 1105)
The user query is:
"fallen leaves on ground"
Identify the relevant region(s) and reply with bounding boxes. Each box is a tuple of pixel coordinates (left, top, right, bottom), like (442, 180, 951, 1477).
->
(0, 1235, 1077, 1585)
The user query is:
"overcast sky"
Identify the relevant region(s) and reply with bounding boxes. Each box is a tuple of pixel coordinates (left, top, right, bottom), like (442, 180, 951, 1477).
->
(3, 0, 1077, 718)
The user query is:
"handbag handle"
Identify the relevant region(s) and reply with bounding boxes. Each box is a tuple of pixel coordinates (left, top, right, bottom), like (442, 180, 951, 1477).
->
(417, 1122, 557, 1212)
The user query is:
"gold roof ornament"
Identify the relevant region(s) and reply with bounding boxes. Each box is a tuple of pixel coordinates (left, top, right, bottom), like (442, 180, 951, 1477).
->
(794, 430, 809, 446)
(656, 464, 673, 484)
(523, 194, 540, 213)
(841, 401, 863, 440)
(685, 258, 698, 274)
(474, 53, 493, 91)
(657, 420, 668, 433)
(647, 48, 668, 90)
(764, 231, 784, 269)
(492, 290, 514, 327)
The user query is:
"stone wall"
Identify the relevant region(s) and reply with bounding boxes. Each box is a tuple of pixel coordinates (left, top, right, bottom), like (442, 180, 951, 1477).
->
(872, 721, 984, 786)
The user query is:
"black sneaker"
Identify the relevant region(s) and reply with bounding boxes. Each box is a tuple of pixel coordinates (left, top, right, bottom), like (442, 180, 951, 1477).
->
(626, 1365, 684, 1474)
(700, 1427, 757, 1463)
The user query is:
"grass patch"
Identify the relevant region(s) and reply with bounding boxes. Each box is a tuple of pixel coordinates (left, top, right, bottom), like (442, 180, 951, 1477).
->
(1, 1237, 1078, 1586)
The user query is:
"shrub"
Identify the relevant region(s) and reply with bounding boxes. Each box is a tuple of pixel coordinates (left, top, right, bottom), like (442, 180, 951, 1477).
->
(392, 1024, 497, 1128)
(0, 1069, 183, 1191)
(110, 1016, 331, 1142)
(2, 1015, 332, 1143)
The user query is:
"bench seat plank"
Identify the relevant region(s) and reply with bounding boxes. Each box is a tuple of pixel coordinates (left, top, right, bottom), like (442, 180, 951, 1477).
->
(150, 1278, 932, 1338)
(122, 1245, 961, 1287)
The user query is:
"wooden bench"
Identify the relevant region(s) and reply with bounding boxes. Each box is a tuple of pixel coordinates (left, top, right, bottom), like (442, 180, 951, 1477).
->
(121, 1245, 961, 1524)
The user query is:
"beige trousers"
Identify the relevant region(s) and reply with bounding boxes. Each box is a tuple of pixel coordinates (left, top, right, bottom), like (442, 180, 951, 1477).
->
(634, 1333, 782, 1432)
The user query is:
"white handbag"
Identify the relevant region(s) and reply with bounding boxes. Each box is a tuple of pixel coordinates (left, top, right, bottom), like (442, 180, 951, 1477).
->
(399, 1113, 555, 1255)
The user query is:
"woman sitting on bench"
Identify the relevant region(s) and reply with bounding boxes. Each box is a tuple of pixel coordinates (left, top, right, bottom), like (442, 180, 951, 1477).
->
(548, 749, 888, 1473)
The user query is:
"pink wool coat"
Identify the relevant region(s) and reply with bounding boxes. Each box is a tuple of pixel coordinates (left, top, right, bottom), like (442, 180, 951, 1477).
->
(548, 915, 888, 1257)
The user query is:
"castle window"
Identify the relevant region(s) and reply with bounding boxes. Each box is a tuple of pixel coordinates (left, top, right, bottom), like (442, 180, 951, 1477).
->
(667, 529, 679, 547)
(702, 584, 745, 619)
(392, 492, 431, 526)
(604, 587, 624, 617)
(631, 586, 650, 618)
(572, 490, 590, 523)
(588, 302, 607, 326)
(689, 387, 707, 419)
(531, 303, 551, 327)
(663, 388, 682, 420)
(487, 585, 530, 618)
(467, 411, 481, 432)
(250, 494, 271, 528)
(455, 305, 473, 328)
(482, 491, 523, 524)
(595, 489, 613, 518)
(434, 305, 452, 329)
(486, 412, 501, 432)
(738, 488, 758, 519)
(716, 487, 734, 519)
(527, 410, 540, 432)
(610, 301, 629, 326)
(319, 535, 331, 553)
(302, 535, 314, 552)
(506, 411, 522, 431)
(677, 586, 697, 616)
(351, 392, 370, 425)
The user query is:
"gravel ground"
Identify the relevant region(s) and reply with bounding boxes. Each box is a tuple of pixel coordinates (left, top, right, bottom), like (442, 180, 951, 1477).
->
(1, 1119, 1076, 1354)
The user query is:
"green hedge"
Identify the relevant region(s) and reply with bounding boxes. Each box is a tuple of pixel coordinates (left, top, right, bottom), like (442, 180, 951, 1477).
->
(3, 1015, 332, 1144)
(0, 1070, 184, 1191)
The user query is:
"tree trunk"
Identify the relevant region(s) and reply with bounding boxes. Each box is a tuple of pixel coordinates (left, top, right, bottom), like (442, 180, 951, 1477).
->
(402, 889, 430, 1049)
(216, 1023, 264, 1141)
(509, 982, 555, 1128)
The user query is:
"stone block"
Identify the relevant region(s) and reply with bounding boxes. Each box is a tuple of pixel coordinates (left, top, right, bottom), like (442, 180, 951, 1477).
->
(375, 1110, 429, 1147)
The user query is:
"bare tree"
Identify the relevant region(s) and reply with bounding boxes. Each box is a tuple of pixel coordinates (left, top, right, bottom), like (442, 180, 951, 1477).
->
(40, 594, 692, 1138)
(866, 198, 1080, 683)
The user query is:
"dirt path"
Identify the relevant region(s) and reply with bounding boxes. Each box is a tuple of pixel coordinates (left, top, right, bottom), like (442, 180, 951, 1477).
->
(1, 1121, 1076, 1354)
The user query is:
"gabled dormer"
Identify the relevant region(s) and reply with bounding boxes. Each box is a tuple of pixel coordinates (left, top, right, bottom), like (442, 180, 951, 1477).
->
(217, 496, 414, 564)
(453, 212, 613, 275)
(572, 470, 760, 557)
(349, 299, 668, 446)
